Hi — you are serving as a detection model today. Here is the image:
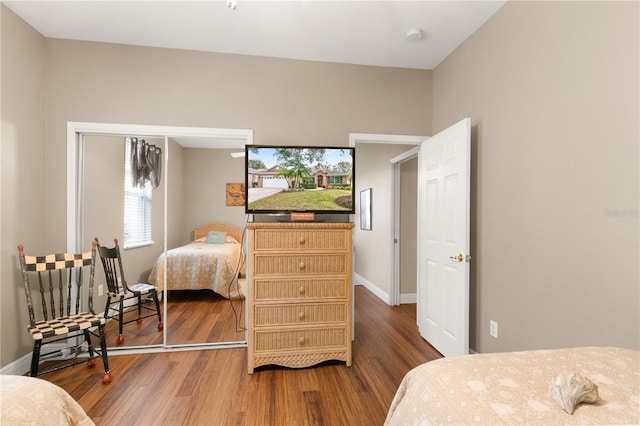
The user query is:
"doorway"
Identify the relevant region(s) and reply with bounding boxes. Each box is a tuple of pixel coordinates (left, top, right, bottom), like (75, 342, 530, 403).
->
(349, 133, 424, 306)
(350, 120, 471, 358)
(391, 147, 420, 306)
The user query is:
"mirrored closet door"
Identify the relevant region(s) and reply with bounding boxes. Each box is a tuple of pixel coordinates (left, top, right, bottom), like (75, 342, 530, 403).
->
(162, 138, 247, 346)
(83, 135, 165, 349)
(69, 122, 251, 353)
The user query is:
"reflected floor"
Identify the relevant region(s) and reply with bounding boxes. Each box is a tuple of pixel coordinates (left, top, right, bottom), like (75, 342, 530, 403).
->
(102, 290, 246, 347)
(166, 290, 246, 345)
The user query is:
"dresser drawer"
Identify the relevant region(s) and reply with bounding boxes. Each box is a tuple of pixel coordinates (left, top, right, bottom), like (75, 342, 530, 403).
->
(247, 222, 354, 373)
(254, 327, 347, 352)
(253, 254, 347, 275)
(254, 303, 347, 326)
(254, 277, 347, 301)
(253, 229, 348, 251)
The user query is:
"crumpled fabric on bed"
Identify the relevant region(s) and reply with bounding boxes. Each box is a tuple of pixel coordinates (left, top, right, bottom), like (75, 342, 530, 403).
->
(0, 375, 94, 426)
(385, 347, 640, 425)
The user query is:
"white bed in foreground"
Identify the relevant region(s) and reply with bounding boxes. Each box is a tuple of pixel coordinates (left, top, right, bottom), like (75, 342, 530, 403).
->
(1, 375, 93, 426)
(385, 347, 639, 425)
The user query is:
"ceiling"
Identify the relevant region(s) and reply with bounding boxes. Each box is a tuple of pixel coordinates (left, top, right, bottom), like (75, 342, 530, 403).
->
(3, 0, 506, 70)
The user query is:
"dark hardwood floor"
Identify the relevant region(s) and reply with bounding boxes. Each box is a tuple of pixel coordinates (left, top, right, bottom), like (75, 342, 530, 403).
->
(40, 285, 442, 425)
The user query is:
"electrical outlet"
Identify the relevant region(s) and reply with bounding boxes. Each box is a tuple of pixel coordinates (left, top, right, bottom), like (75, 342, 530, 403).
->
(98, 284, 104, 296)
(490, 320, 498, 338)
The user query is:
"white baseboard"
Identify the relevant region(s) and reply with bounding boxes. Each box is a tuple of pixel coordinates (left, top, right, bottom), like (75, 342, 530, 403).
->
(0, 341, 82, 376)
(353, 272, 391, 305)
(1, 353, 32, 376)
(400, 293, 417, 304)
(353, 273, 417, 306)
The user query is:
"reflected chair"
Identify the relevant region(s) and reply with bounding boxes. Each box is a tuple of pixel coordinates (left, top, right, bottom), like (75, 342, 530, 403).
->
(95, 238, 163, 345)
(17, 241, 112, 384)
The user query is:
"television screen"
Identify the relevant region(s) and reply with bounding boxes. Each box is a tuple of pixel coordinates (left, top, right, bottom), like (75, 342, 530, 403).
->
(245, 145, 355, 214)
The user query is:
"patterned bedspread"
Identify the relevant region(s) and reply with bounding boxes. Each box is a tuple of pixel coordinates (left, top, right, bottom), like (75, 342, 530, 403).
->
(385, 347, 640, 425)
(0, 375, 94, 426)
(147, 240, 244, 299)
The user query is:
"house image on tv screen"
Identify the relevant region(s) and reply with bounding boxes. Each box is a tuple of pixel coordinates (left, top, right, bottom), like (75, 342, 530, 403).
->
(246, 146, 355, 213)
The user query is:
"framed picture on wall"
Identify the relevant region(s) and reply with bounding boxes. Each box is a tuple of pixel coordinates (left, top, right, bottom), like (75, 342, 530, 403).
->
(360, 188, 372, 230)
(226, 183, 245, 206)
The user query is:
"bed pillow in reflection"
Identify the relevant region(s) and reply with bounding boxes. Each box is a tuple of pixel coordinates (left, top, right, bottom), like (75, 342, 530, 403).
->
(205, 231, 227, 244)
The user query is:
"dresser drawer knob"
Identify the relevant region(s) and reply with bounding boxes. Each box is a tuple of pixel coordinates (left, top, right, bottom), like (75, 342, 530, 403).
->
(298, 261, 306, 270)
(298, 312, 305, 320)
(298, 336, 305, 345)
(299, 237, 306, 245)
(298, 286, 305, 295)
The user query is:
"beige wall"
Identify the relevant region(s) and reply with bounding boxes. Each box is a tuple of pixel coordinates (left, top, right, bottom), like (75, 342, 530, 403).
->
(42, 38, 431, 262)
(181, 148, 246, 239)
(433, 1, 639, 352)
(1, 7, 431, 368)
(400, 157, 418, 295)
(1, 5, 47, 368)
(167, 138, 185, 248)
(84, 135, 166, 286)
(354, 144, 417, 299)
(3, 0, 637, 370)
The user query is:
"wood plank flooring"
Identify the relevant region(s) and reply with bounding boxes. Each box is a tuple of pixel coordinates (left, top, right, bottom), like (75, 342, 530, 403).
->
(103, 290, 246, 347)
(39, 285, 442, 425)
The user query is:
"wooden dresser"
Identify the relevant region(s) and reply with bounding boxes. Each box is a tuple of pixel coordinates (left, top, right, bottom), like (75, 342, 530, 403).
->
(246, 221, 354, 373)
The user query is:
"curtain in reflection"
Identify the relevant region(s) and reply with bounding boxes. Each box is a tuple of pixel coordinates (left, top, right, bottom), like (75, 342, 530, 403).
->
(128, 137, 162, 188)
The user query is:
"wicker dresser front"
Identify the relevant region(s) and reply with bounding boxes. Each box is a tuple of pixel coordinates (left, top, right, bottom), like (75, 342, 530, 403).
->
(247, 222, 354, 373)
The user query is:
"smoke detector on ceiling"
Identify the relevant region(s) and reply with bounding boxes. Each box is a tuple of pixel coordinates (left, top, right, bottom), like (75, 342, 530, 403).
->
(405, 29, 424, 41)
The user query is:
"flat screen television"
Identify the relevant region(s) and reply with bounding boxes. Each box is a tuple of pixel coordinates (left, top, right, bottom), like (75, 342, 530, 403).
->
(245, 145, 355, 215)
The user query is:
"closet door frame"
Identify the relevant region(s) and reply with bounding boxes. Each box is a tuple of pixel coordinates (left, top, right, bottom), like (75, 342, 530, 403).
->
(67, 121, 253, 355)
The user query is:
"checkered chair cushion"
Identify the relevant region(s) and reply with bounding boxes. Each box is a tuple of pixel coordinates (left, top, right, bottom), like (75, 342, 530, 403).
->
(108, 283, 156, 301)
(29, 312, 106, 340)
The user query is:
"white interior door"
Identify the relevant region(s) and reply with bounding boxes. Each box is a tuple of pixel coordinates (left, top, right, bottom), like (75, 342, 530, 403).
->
(417, 118, 470, 358)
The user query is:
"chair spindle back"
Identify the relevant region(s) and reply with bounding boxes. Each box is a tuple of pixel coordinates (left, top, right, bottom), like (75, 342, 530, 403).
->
(18, 242, 97, 328)
(95, 238, 128, 295)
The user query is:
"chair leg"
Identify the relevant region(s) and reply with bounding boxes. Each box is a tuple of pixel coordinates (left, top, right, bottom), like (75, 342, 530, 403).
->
(153, 291, 163, 330)
(84, 329, 96, 357)
(104, 296, 111, 322)
(98, 324, 112, 385)
(84, 329, 99, 368)
(136, 294, 143, 323)
(30, 340, 42, 377)
(117, 299, 125, 344)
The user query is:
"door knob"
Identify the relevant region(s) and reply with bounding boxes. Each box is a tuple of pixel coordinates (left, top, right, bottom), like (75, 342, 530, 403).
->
(450, 253, 464, 262)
